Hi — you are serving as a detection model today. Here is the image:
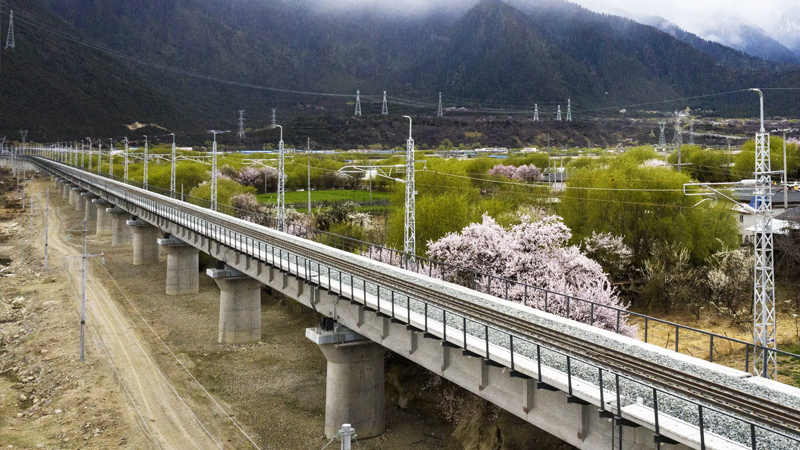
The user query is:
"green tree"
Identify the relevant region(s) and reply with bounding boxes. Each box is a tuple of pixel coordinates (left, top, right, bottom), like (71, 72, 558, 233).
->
(733, 136, 800, 180)
(558, 151, 739, 266)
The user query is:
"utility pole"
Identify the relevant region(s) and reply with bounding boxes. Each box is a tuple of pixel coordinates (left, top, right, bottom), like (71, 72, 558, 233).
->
(44, 188, 49, 269)
(96, 139, 102, 175)
(557, 105, 562, 121)
(88, 140, 93, 172)
(673, 112, 683, 172)
(64, 222, 102, 362)
(79, 222, 87, 362)
(143, 135, 149, 190)
(566, 99, 572, 122)
(237, 110, 246, 140)
(382, 91, 388, 116)
(123, 137, 129, 183)
(170, 133, 176, 197)
(209, 131, 224, 211)
(533, 104, 539, 122)
(784, 132, 788, 210)
(307, 138, 311, 217)
(437, 92, 443, 118)
(355, 91, 362, 117)
(5, 9, 13, 49)
(750, 88, 777, 379)
(403, 116, 416, 265)
(275, 125, 286, 231)
(340, 424, 354, 450)
(108, 139, 114, 178)
(689, 119, 695, 145)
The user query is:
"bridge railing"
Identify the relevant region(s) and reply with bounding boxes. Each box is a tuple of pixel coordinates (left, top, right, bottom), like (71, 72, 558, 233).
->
(49, 156, 800, 378)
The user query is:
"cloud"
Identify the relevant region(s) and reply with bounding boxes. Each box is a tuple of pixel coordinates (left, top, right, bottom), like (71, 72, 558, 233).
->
(566, 0, 795, 42)
(298, 0, 477, 17)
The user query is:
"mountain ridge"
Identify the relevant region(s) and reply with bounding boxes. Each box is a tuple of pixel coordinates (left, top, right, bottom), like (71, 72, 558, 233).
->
(3, 0, 800, 141)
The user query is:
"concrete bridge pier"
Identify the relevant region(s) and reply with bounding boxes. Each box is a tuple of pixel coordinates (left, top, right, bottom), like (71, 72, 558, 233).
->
(61, 182, 70, 200)
(93, 199, 112, 236)
(307, 326, 385, 440)
(68, 187, 79, 206)
(126, 218, 160, 265)
(107, 208, 132, 247)
(81, 193, 98, 233)
(158, 235, 199, 295)
(206, 265, 262, 344)
(72, 188, 86, 212)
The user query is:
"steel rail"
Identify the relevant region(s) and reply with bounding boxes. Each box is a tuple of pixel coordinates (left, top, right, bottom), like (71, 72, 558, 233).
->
(36, 157, 800, 445)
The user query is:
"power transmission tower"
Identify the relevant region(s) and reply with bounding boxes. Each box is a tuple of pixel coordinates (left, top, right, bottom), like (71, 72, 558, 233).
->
(403, 116, 415, 266)
(271, 109, 276, 128)
(556, 105, 562, 121)
(689, 119, 695, 145)
(5, 10, 14, 49)
(275, 125, 285, 232)
(355, 90, 361, 117)
(237, 110, 246, 139)
(437, 92, 443, 118)
(566, 99, 572, 122)
(658, 120, 667, 161)
(750, 89, 777, 379)
(673, 112, 683, 172)
(382, 91, 388, 115)
(533, 104, 539, 122)
(87, 140, 93, 171)
(19, 129, 27, 144)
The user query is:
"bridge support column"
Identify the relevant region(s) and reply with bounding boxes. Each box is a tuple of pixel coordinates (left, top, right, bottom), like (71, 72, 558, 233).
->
(107, 208, 132, 247)
(93, 199, 112, 236)
(126, 218, 160, 265)
(73, 188, 86, 212)
(61, 183, 70, 200)
(81, 193, 98, 234)
(69, 187, 79, 206)
(158, 236, 199, 295)
(207, 265, 261, 344)
(307, 326, 385, 440)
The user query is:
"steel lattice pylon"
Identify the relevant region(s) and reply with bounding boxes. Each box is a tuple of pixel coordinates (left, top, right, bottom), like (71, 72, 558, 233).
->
(753, 128, 777, 379)
(382, 91, 388, 115)
(533, 104, 539, 122)
(355, 90, 362, 117)
(403, 116, 415, 267)
(437, 92, 443, 118)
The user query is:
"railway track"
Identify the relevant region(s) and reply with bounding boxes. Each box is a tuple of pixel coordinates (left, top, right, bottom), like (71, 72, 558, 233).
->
(45, 159, 800, 443)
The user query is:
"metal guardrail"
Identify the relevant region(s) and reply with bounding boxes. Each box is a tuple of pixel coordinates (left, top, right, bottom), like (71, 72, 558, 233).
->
(27, 151, 800, 378)
(35, 155, 800, 449)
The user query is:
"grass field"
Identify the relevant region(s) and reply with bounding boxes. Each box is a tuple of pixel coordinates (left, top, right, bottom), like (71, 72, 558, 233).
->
(257, 189, 391, 204)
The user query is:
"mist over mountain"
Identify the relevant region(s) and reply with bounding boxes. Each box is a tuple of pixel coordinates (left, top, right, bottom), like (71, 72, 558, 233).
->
(3, 0, 800, 141)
